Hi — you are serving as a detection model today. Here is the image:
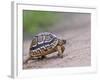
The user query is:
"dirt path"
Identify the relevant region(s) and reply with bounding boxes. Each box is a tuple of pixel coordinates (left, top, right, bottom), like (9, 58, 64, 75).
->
(23, 26, 91, 69)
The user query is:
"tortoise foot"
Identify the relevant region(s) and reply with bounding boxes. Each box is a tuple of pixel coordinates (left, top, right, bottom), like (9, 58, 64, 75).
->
(57, 54, 63, 58)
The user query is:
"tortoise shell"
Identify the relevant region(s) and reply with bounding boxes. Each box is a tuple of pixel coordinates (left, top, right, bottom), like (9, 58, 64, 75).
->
(29, 32, 59, 57)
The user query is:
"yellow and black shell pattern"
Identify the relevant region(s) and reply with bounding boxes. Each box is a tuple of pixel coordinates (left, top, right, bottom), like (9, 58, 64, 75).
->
(29, 32, 58, 57)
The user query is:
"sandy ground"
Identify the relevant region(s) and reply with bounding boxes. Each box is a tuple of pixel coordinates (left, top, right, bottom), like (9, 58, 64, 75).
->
(23, 26, 91, 69)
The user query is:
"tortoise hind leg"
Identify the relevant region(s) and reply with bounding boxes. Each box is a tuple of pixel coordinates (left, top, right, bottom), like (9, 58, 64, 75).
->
(24, 56, 33, 64)
(57, 46, 65, 58)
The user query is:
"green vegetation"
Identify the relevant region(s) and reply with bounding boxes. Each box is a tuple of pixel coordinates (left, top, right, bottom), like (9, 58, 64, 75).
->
(23, 10, 59, 34)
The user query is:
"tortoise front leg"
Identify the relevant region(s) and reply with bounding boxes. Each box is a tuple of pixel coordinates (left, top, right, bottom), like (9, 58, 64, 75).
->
(57, 46, 64, 58)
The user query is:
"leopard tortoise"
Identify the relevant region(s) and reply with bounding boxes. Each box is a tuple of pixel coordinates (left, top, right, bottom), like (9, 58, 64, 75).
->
(25, 32, 66, 63)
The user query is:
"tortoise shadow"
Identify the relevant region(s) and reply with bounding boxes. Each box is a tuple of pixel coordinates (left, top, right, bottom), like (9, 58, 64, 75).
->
(32, 54, 67, 63)
(23, 53, 68, 65)
(30, 55, 59, 63)
(44, 53, 68, 60)
(44, 55, 60, 60)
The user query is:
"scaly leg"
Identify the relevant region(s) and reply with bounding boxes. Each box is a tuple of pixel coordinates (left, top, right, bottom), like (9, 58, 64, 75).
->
(24, 56, 33, 64)
(57, 46, 63, 58)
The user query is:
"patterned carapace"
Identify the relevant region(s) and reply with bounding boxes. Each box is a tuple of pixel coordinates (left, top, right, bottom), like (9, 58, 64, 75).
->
(30, 32, 58, 55)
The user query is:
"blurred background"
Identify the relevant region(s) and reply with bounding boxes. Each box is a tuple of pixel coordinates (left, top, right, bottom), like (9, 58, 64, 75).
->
(23, 10, 91, 69)
(23, 10, 90, 40)
(23, 10, 60, 40)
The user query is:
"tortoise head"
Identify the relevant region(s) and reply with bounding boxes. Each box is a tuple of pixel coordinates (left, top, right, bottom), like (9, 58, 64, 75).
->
(62, 40, 66, 44)
(58, 39, 66, 46)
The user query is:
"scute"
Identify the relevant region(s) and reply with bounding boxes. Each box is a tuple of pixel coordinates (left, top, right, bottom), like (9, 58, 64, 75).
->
(30, 32, 58, 52)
